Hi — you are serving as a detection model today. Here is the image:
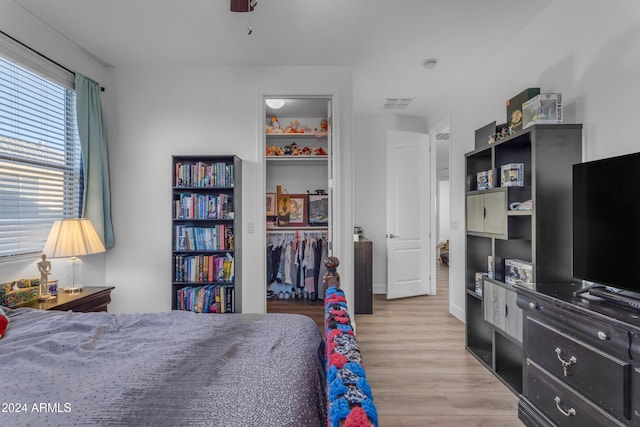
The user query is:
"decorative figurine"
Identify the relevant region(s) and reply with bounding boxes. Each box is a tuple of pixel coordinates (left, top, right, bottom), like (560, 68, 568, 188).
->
(37, 254, 54, 301)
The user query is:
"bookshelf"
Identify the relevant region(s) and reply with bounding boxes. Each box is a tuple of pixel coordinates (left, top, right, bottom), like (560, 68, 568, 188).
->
(465, 124, 582, 394)
(172, 155, 242, 312)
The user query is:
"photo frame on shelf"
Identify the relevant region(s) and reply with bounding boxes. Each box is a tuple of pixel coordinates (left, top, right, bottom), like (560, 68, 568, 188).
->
(308, 194, 329, 225)
(288, 194, 307, 225)
(266, 193, 276, 216)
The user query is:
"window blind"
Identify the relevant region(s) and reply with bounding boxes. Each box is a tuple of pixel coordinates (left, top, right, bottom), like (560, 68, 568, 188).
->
(0, 55, 82, 258)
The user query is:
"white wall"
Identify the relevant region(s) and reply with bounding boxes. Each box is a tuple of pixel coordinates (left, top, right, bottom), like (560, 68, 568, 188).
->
(425, 0, 640, 322)
(0, 1, 110, 287)
(353, 115, 427, 294)
(437, 179, 450, 244)
(0, 3, 354, 313)
(107, 66, 353, 314)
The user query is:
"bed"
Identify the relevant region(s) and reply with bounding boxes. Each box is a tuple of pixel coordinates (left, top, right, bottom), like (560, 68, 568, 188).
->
(0, 307, 326, 426)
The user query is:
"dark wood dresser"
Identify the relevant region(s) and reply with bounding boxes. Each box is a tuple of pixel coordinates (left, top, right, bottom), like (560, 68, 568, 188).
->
(27, 286, 115, 313)
(354, 237, 372, 314)
(517, 283, 640, 427)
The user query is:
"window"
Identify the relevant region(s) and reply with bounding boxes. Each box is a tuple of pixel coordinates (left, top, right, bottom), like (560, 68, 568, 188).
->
(0, 55, 82, 258)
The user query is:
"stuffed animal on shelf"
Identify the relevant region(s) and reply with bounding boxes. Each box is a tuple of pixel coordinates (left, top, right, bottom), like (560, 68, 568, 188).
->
(266, 144, 284, 156)
(271, 116, 280, 129)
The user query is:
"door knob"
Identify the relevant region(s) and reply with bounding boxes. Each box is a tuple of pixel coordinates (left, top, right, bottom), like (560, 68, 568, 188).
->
(387, 233, 399, 238)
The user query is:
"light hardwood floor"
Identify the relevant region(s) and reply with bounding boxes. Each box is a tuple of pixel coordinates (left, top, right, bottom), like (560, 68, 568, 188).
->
(267, 263, 523, 426)
(354, 264, 523, 427)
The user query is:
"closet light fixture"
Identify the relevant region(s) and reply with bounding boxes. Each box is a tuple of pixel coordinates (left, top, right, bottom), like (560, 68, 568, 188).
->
(266, 99, 286, 109)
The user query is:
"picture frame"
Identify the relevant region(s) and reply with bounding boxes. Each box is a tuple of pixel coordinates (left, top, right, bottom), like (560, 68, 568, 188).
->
(266, 193, 276, 216)
(308, 194, 329, 225)
(288, 194, 307, 225)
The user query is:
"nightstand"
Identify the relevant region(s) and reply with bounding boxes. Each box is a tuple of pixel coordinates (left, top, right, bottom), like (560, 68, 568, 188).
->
(27, 286, 115, 312)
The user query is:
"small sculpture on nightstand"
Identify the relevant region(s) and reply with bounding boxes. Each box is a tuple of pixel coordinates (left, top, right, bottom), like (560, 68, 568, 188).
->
(37, 254, 54, 301)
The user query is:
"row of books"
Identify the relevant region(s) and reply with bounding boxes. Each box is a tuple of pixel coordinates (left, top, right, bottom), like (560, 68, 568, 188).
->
(175, 225, 234, 251)
(174, 254, 234, 283)
(177, 284, 235, 313)
(174, 192, 233, 220)
(174, 161, 234, 188)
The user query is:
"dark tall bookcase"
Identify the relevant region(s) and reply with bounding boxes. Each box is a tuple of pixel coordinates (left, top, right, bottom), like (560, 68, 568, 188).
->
(171, 155, 242, 312)
(465, 124, 582, 393)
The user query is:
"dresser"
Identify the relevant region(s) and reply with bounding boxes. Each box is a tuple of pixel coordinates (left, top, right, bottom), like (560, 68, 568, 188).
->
(354, 237, 372, 314)
(517, 283, 640, 427)
(27, 286, 115, 312)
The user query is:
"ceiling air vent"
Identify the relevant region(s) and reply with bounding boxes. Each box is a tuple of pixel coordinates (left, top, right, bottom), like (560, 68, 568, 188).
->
(383, 98, 414, 109)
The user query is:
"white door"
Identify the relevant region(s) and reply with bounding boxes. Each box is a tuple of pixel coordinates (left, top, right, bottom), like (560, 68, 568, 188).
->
(386, 130, 432, 299)
(326, 98, 334, 255)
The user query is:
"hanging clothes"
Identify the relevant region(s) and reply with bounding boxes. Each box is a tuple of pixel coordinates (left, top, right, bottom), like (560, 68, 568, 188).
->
(316, 238, 329, 298)
(304, 238, 316, 297)
(266, 230, 328, 301)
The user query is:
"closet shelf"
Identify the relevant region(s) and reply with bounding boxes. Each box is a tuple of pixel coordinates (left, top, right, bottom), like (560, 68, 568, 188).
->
(266, 156, 328, 161)
(266, 132, 327, 138)
(268, 226, 328, 232)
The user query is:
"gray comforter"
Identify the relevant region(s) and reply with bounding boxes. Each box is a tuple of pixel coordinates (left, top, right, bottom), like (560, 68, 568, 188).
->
(0, 308, 326, 427)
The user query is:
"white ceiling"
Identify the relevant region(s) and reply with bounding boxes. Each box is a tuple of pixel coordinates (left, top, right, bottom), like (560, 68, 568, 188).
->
(14, 0, 551, 119)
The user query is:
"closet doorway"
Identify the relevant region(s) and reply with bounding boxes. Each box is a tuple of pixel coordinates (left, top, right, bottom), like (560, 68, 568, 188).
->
(263, 96, 334, 327)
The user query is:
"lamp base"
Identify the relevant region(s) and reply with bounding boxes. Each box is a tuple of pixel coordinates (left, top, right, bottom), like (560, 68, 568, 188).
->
(64, 286, 83, 294)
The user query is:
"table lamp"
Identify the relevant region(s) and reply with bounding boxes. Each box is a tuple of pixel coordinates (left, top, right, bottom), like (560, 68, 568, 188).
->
(42, 218, 106, 293)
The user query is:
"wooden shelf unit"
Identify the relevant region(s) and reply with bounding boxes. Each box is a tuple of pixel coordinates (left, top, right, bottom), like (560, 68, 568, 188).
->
(171, 155, 242, 312)
(465, 124, 582, 394)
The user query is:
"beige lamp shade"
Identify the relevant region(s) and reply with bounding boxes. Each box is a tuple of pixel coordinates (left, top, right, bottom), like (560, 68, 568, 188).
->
(43, 218, 106, 258)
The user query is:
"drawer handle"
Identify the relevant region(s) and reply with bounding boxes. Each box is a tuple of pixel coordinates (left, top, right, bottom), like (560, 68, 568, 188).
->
(555, 347, 577, 377)
(554, 396, 576, 417)
(597, 331, 608, 341)
(529, 302, 538, 310)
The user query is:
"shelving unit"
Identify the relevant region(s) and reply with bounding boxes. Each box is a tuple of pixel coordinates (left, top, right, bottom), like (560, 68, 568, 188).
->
(265, 100, 332, 233)
(171, 155, 242, 312)
(264, 98, 333, 307)
(465, 124, 582, 394)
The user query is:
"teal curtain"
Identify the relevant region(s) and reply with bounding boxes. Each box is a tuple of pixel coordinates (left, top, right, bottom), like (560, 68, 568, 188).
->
(75, 73, 115, 248)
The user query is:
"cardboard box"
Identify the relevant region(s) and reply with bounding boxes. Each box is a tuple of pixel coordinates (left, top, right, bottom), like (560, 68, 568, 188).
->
(488, 256, 494, 279)
(501, 163, 524, 187)
(475, 272, 486, 296)
(506, 88, 540, 132)
(504, 259, 533, 287)
(486, 168, 496, 189)
(523, 93, 562, 129)
(475, 121, 496, 148)
(477, 171, 489, 190)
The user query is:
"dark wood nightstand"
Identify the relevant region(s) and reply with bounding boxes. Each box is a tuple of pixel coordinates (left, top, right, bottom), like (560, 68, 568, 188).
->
(27, 286, 115, 313)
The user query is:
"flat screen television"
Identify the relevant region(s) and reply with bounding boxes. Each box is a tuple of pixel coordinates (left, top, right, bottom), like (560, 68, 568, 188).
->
(573, 151, 640, 305)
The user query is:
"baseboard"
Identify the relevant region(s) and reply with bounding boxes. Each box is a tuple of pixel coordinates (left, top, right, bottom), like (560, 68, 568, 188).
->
(449, 301, 464, 323)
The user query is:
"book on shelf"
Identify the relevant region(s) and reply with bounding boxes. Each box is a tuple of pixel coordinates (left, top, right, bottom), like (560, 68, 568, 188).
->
(176, 284, 235, 313)
(174, 225, 233, 251)
(174, 192, 233, 220)
(174, 253, 234, 283)
(174, 161, 234, 188)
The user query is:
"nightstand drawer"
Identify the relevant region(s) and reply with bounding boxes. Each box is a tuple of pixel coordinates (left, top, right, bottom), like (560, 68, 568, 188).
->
(525, 360, 625, 427)
(526, 316, 631, 420)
